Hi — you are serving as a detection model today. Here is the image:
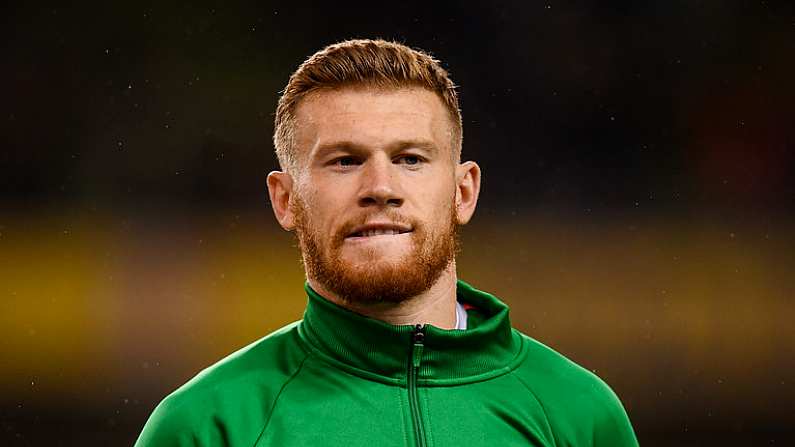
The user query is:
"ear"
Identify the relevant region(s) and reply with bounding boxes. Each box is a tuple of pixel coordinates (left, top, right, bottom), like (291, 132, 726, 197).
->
(454, 161, 481, 225)
(267, 171, 296, 230)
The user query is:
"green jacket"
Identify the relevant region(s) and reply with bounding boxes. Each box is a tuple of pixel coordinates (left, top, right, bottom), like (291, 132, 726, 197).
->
(135, 280, 638, 446)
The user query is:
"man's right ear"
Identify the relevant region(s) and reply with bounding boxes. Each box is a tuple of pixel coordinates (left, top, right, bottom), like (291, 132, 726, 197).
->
(267, 171, 296, 231)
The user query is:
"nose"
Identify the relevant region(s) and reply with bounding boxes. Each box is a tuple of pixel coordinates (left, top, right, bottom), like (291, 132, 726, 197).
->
(358, 155, 404, 208)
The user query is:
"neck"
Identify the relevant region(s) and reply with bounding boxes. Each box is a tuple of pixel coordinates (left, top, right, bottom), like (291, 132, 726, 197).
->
(306, 262, 459, 329)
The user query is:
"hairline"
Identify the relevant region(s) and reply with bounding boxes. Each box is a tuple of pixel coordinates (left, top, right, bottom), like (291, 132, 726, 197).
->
(281, 84, 462, 176)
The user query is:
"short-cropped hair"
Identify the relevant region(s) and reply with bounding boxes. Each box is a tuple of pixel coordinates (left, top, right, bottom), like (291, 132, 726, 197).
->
(273, 39, 462, 172)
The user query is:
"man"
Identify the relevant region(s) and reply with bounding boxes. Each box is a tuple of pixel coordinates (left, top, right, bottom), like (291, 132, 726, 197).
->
(136, 39, 638, 447)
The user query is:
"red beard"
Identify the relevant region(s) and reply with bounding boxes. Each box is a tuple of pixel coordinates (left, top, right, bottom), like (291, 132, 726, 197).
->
(291, 195, 459, 304)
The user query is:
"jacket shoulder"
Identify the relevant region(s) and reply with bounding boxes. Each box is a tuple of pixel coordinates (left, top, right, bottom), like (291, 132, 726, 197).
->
(512, 331, 638, 446)
(134, 321, 309, 447)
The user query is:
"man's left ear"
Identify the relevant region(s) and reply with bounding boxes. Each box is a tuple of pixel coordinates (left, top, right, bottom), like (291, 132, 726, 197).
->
(454, 161, 481, 225)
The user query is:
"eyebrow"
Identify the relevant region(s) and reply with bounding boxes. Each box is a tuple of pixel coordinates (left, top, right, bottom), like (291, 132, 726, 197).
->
(313, 139, 439, 159)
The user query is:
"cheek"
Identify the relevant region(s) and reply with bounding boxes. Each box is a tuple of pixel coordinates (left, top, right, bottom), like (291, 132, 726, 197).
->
(307, 174, 358, 204)
(414, 181, 456, 214)
(300, 184, 331, 219)
(301, 194, 347, 237)
(413, 198, 454, 238)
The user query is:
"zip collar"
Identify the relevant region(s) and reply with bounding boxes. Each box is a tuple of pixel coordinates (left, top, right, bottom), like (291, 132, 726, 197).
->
(297, 280, 523, 385)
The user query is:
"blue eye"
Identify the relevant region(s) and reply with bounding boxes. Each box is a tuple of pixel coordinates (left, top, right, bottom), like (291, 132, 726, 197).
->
(399, 155, 421, 165)
(336, 156, 358, 166)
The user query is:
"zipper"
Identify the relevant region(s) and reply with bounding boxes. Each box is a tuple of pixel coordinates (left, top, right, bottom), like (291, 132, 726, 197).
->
(407, 323, 427, 447)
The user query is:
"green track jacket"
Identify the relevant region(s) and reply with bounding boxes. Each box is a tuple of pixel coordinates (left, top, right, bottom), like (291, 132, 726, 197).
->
(135, 280, 639, 446)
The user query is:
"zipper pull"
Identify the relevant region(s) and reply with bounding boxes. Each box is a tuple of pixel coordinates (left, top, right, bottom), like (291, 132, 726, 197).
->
(412, 324, 425, 368)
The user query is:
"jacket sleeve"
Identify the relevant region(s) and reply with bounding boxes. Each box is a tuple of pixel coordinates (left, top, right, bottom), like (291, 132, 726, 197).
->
(592, 385, 639, 447)
(134, 395, 202, 447)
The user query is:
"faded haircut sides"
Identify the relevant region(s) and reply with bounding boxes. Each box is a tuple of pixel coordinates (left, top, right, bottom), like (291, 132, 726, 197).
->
(273, 39, 462, 173)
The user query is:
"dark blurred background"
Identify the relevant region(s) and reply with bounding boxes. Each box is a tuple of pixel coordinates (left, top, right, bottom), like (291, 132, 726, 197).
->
(1, 2, 793, 446)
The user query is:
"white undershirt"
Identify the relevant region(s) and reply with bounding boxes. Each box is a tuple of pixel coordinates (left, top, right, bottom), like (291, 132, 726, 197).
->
(454, 300, 468, 330)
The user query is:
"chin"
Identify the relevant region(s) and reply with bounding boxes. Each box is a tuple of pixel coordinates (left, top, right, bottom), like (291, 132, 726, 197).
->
(341, 243, 414, 264)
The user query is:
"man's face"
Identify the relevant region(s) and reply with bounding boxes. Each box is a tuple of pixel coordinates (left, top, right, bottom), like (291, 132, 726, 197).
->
(287, 87, 460, 304)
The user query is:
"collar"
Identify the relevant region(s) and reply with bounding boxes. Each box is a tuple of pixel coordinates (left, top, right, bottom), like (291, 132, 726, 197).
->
(454, 299, 468, 330)
(297, 280, 523, 385)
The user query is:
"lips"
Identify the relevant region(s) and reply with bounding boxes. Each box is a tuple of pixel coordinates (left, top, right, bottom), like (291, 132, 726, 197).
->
(346, 223, 413, 238)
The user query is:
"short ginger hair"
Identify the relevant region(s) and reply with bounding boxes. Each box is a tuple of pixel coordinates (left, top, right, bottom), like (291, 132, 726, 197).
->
(273, 39, 463, 172)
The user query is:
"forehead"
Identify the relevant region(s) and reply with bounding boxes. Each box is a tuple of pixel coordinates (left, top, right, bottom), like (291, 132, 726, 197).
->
(293, 86, 452, 159)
